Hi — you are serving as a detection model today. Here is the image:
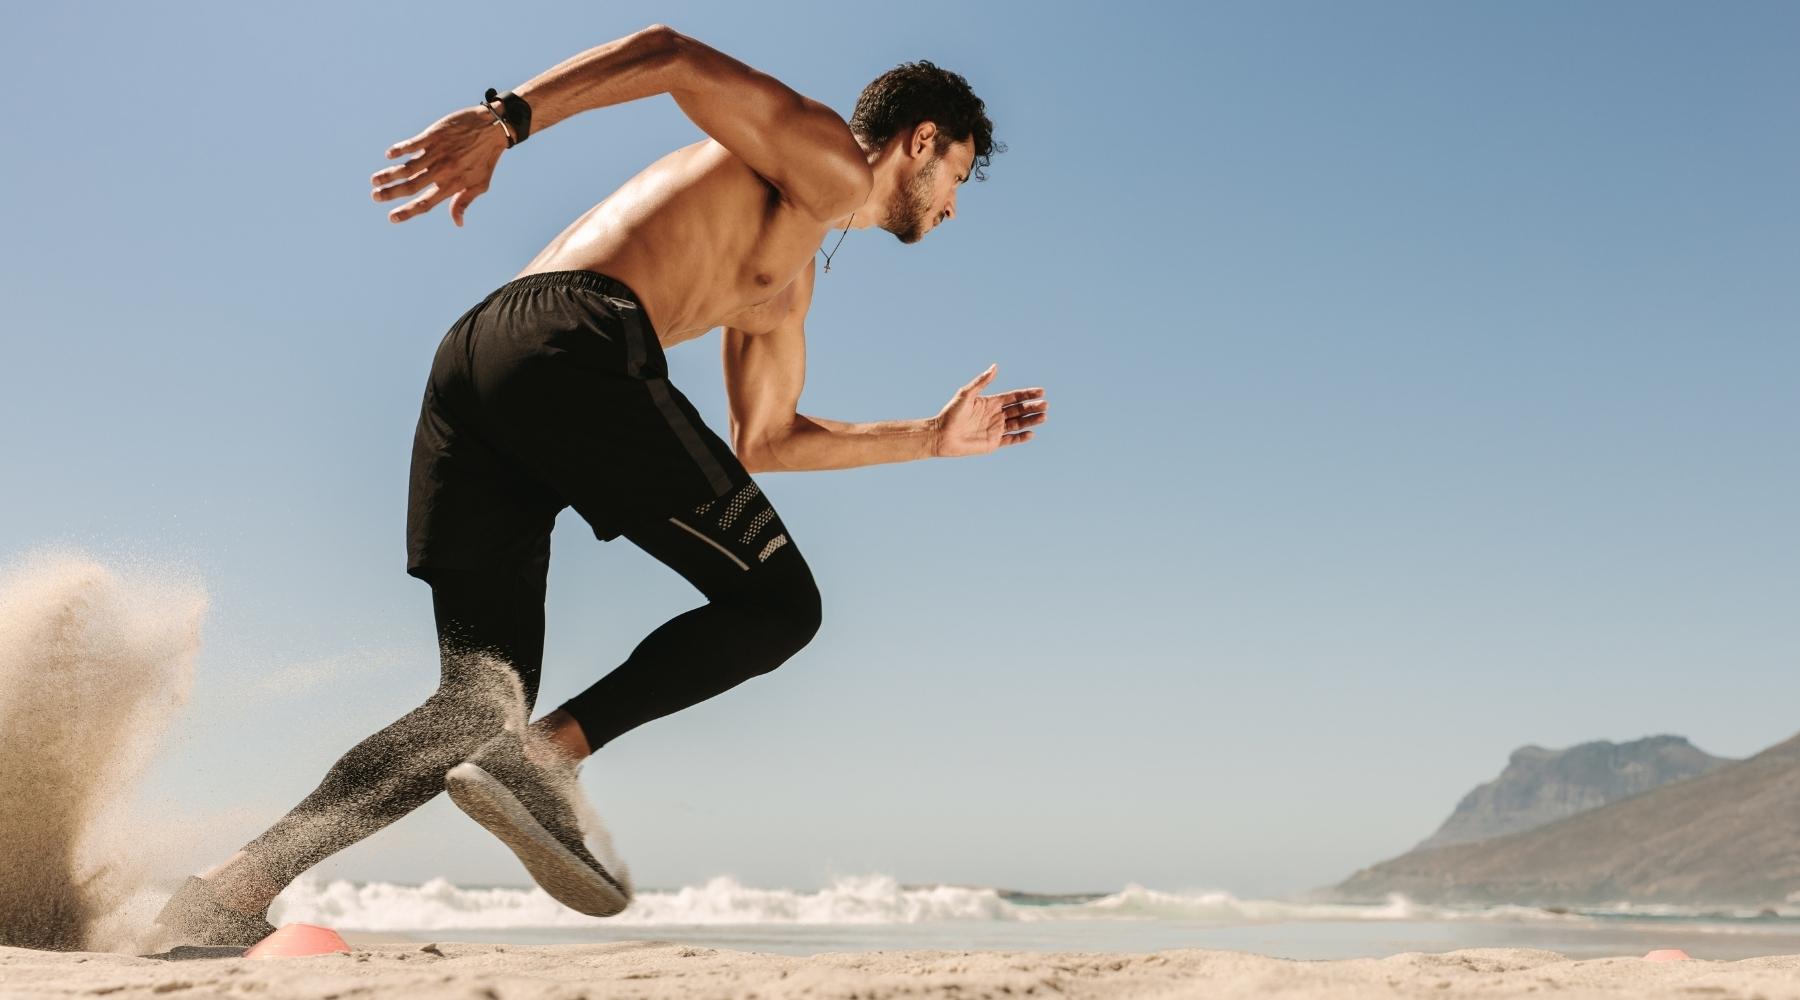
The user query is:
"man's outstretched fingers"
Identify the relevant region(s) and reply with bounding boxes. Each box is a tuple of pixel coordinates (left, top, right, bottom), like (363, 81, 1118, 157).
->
(390, 187, 446, 223)
(1006, 407, 1047, 430)
(374, 170, 434, 203)
(371, 159, 427, 189)
(387, 137, 426, 160)
(999, 431, 1035, 447)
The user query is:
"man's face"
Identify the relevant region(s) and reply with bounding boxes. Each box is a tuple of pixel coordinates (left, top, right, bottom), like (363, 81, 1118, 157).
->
(884, 138, 976, 245)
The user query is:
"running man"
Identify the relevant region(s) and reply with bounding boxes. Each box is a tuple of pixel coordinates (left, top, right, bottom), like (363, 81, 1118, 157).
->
(157, 24, 1046, 944)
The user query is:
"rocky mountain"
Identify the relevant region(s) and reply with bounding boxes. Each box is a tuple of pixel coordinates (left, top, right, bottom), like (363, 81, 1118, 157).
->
(1416, 734, 1734, 851)
(1333, 731, 1800, 905)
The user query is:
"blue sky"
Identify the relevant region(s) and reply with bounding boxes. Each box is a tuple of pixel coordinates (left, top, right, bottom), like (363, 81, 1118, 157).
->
(3, 1, 1796, 899)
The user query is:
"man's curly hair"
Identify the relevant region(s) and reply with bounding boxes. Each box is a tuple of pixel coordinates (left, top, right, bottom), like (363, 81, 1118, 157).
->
(849, 61, 1002, 180)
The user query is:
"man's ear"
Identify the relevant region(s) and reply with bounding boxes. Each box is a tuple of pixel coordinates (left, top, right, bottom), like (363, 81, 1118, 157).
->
(909, 121, 939, 159)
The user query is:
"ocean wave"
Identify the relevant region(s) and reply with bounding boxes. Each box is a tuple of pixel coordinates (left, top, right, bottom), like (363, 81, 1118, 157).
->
(1058, 884, 1424, 923)
(273, 875, 1023, 930)
(268, 875, 1704, 931)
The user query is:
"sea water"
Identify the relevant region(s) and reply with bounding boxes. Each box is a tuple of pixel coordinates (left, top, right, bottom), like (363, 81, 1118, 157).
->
(269, 875, 1800, 960)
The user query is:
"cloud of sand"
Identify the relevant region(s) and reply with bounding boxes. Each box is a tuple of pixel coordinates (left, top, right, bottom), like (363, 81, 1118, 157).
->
(0, 552, 205, 951)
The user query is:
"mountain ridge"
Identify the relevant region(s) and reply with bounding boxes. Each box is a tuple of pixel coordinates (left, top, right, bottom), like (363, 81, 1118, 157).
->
(1416, 733, 1733, 850)
(1334, 731, 1800, 905)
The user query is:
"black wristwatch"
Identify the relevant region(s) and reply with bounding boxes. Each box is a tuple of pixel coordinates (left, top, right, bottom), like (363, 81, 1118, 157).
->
(483, 87, 533, 147)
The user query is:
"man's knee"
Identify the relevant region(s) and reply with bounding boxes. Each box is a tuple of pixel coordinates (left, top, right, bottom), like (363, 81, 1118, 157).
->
(785, 568, 824, 650)
(749, 550, 823, 662)
(425, 662, 523, 733)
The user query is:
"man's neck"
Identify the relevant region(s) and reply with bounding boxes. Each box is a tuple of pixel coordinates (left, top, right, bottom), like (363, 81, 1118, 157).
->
(829, 139, 903, 231)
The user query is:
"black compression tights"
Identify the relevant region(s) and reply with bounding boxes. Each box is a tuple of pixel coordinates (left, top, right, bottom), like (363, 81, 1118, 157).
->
(242, 483, 820, 889)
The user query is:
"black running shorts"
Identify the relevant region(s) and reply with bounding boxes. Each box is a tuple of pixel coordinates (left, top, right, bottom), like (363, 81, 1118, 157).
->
(405, 270, 752, 580)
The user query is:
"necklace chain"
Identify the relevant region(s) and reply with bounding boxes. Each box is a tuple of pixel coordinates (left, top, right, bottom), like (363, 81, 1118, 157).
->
(818, 213, 853, 272)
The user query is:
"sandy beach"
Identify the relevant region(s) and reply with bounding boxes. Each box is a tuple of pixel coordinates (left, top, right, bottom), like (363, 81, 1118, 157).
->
(3, 942, 1799, 1000)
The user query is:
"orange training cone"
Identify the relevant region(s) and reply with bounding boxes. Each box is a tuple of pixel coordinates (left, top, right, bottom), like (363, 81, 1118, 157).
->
(1643, 949, 1691, 962)
(244, 923, 352, 958)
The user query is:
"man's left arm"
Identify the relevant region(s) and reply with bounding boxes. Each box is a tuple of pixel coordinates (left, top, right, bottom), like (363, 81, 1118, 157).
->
(722, 263, 1048, 473)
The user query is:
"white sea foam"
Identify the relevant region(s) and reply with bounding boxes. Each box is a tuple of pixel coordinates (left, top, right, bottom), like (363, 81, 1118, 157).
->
(1067, 884, 1425, 923)
(269, 875, 1718, 932)
(272, 875, 1020, 929)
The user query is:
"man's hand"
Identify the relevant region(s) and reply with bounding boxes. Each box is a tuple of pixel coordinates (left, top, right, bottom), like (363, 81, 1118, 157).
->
(933, 365, 1048, 457)
(370, 107, 508, 226)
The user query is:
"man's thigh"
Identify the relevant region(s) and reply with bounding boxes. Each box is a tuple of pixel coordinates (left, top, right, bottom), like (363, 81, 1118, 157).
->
(622, 478, 804, 595)
(493, 359, 754, 546)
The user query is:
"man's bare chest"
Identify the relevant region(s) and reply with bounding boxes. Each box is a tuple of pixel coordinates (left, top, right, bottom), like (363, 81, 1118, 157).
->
(717, 272, 804, 334)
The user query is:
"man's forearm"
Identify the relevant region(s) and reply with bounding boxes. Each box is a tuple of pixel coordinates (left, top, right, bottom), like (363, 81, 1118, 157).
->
(511, 25, 684, 136)
(752, 414, 942, 473)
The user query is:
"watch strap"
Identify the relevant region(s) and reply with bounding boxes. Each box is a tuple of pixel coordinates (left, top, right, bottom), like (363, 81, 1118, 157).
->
(483, 87, 533, 146)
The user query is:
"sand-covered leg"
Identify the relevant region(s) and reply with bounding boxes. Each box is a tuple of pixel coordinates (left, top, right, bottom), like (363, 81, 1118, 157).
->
(216, 655, 525, 911)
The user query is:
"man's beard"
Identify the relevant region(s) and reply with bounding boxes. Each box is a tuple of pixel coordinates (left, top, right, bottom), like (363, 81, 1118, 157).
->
(882, 156, 939, 245)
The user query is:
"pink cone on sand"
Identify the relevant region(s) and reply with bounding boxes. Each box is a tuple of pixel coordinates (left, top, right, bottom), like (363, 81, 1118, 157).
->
(244, 923, 352, 958)
(1643, 949, 1691, 962)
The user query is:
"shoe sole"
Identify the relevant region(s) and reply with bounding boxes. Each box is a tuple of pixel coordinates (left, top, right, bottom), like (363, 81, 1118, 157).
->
(445, 762, 631, 917)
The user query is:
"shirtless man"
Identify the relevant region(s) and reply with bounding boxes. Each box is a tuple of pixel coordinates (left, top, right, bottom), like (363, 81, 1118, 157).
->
(155, 25, 1046, 945)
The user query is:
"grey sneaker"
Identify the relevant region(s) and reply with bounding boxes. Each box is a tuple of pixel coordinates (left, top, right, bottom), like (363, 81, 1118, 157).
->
(445, 727, 631, 917)
(152, 876, 276, 948)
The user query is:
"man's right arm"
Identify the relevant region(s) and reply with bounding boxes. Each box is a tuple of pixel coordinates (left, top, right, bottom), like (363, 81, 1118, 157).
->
(517, 25, 870, 221)
(723, 260, 1049, 472)
(375, 25, 869, 226)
